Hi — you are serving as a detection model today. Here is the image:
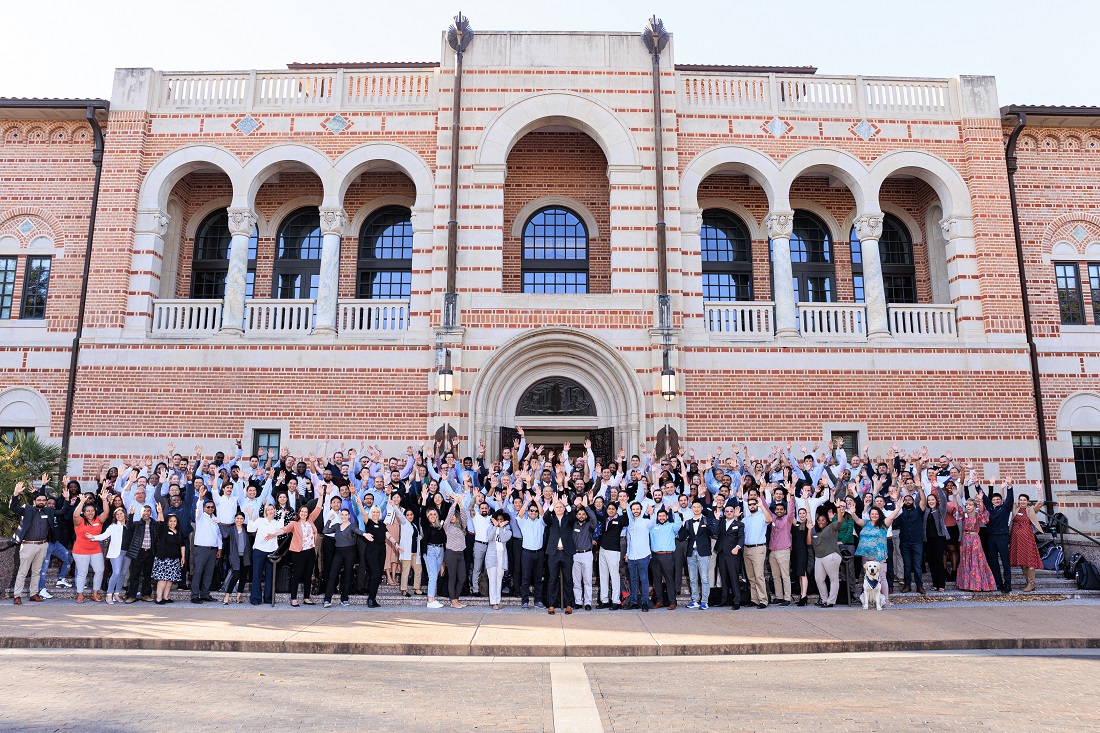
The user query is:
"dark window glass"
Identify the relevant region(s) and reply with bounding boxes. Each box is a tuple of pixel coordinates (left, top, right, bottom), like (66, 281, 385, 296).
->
(191, 210, 257, 300)
(701, 209, 752, 301)
(1, 426, 29, 446)
(1089, 264, 1100, 325)
(830, 431, 859, 455)
(1055, 262, 1083, 325)
(772, 211, 835, 303)
(1072, 432, 1100, 491)
(357, 206, 412, 299)
(273, 208, 323, 300)
(848, 214, 916, 304)
(0, 256, 15, 319)
(20, 256, 51, 319)
(253, 430, 281, 459)
(521, 207, 588, 294)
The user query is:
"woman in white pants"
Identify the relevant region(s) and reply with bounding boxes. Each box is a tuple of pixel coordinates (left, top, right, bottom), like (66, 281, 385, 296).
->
(810, 507, 844, 607)
(89, 507, 130, 604)
(484, 511, 512, 610)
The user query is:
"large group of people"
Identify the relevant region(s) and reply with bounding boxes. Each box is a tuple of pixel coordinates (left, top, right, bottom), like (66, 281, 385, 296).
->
(7, 431, 1049, 612)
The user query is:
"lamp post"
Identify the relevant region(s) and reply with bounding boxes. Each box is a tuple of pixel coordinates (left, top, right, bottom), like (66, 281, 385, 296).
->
(660, 349, 676, 457)
(437, 349, 454, 452)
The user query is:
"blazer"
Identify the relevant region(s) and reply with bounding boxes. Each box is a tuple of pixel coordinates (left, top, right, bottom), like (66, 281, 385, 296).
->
(542, 509, 576, 556)
(677, 515, 716, 557)
(714, 518, 745, 555)
(224, 525, 253, 570)
(10, 493, 57, 544)
(125, 518, 161, 559)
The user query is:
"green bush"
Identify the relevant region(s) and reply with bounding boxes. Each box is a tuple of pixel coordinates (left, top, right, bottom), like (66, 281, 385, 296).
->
(0, 432, 66, 536)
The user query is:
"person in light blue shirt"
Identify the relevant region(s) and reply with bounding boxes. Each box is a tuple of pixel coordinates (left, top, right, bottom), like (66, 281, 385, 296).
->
(516, 496, 546, 608)
(649, 507, 682, 608)
(624, 502, 656, 611)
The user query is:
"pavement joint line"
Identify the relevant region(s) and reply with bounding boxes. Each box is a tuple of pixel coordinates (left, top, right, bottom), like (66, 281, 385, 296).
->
(550, 661, 604, 733)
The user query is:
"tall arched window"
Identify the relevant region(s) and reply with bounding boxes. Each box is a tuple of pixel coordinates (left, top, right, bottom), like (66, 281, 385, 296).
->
(785, 211, 834, 302)
(700, 209, 752, 301)
(190, 210, 257, 300)
(273, 207, 322, 300)
(357, 206, 412, 299)
(849, 213, 917, 304)
(521, 206, 588, 294)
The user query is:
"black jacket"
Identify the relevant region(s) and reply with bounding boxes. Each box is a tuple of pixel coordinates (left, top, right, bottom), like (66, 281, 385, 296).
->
(126, 518, 161, 559)
(543, 509, 576, 556)
(224, 524, 253, 570)
(677, 515, 716, 557)
(714, 518, 744, 555)
(10, 493, 57, 544)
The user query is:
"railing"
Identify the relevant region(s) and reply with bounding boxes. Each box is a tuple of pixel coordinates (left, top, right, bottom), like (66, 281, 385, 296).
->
(798, 302, 867, 339)
(150, 299, 222, 337)
(156, 69, 438, 112)
(679, 73, 957, 120)
(704, 301, 774, 338)
(888, 304, 957, 338)
(337, 299, 409, 335)
(244, 300, 315, 336)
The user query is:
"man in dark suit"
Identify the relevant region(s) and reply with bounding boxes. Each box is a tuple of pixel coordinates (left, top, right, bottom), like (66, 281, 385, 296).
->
(10, 478, 57, 604)
(543, 501, 576, 614)
(677, 498, 716, 609)
(714, 502, 745, 609)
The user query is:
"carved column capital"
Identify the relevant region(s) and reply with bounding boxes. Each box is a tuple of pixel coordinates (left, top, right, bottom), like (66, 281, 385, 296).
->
(765, 210, 795, 239)
(853, 214, 884, 242)
(135, 209, 171, 237)
(226, 208, 258, 238)
(318, 207, 348, 237)
(939, 216, 974, 241)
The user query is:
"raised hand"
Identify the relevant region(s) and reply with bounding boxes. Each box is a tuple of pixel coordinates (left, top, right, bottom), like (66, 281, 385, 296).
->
(167, 442, 175, 455)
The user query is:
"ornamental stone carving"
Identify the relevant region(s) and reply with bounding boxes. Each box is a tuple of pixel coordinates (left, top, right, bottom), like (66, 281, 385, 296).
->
(853, 214, 884, 242)
(152, 212, 171, 237)
(517, 377, 596, 417)
(226, 208, 258, 238)
(765, 211, 794, 239)
(318, 208, 348, 237)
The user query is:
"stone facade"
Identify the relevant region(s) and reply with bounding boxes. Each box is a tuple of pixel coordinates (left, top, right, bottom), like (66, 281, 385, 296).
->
(1, 28, 1098, 530)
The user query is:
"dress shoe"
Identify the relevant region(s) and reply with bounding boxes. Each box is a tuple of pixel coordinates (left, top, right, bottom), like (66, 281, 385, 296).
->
(797, 596, 808, 607)
(191, 598, 203, 604)
(29, 595, 43, 602)
(654, 601, 665, 609)
(124, 597, 137, 604)
(597, 602, 607, 609)
(777, 599, 790, 607)
(565, 606, 573, 614)
(548, 606, 555, 615)
(641, 604, 649, 612)
(731, 603, 740, 610)
(12, 596, 21, 605)
(901, 586, 912, 594)
(584, 604, 591, 611)
(667, 603, 676, 610)
(756, 603, 767, 609)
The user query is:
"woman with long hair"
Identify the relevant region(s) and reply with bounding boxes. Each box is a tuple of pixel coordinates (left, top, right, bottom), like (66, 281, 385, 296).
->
(270, 498, 324, 606)
(87, 506, 130, 604)
(1010, 481, 1045, 592)
(950, 484, 997, 592)
(383, 494, 403, 585)
(420, 489, 448, 609)
(72, 489, 110, 603)
(924, 485, 950, 592)
(152, 512, 185, 604)
(791, 499, 811, 606)
(853, 501, 902, 606)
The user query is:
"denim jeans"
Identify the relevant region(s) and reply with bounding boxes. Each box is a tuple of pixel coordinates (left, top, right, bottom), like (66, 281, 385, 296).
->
(627, 556, 651, 608)
(424, 545, 444, 598)
(901, 541, 924, 590)
(250, 549, 272, 605)
(686, 553, 710, 603)
(39, 541, 72, 590)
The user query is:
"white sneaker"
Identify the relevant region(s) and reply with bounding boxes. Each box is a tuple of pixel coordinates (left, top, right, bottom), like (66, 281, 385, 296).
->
(38, 589, 53, 599)
(56, 579, 72, 588)
(426, 600, 444, 609)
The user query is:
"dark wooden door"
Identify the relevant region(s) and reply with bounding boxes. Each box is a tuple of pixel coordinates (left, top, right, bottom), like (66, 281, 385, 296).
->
(655, 425, 680, 459)
(500, 426, 521, 461)
(587, 427, 615, 467)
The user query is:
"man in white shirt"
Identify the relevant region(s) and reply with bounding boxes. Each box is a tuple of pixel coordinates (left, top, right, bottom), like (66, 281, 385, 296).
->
(191, 498, 222, 603)
(468, 499, 493, 595)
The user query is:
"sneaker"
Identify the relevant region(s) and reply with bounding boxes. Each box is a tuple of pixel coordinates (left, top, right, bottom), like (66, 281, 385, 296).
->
(340, 601, 350, 607)
(323, 601, 332, 608)
(686, 601, 700, 610)
(535, 602, 546, 609)
(426, 600, 444, 609)
(38, 589, 53, 600)
(56, 578, 72, 588)
(700, 602, 709, 610)
(521, 602, 529, 609)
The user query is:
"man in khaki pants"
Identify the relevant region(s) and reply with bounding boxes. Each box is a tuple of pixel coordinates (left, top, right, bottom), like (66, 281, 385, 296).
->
(767, 495, 795, 606)
(740, 491, 773, 608)
(9, 479, 56, 605)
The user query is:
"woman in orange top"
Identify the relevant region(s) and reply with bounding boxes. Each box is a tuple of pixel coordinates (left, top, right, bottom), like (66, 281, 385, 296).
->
(72, 488, 110, 603)
(270, 498, 324, 606)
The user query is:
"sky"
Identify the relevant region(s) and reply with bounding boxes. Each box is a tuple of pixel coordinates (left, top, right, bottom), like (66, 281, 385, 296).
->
(3, 0, 1096, 106)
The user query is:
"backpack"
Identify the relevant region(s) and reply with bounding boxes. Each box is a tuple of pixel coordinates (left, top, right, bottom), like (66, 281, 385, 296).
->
(1064, 553, 1084, 580)
(1040, 544, 1065, 572)
(1075, 559, 1100, 591)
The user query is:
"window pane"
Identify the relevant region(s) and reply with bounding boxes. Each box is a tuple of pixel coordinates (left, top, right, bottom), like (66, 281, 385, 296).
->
(1089, 264, 1100, 325)
(879, 216, 914, 265)
(192, 270, 227, 299)
(522, 271, 587, 294)
(1, 426, 29, 446)
(702, 273, 752, 302)
(194, 212, 232, 260)
(277, 208, 323, 260)
(20, 256, 51, 319)
(253, 430, 281, 458)
(791, 213, 831, 263)
(805, 276, 832, 303)
(278, 274, 301, 298)
(1055, 263, 1083, 325)
(522, 208, 588, 260)
(853, 274, 865, 304)
(357, 270, 411, 299)
(359, 207, 413, 260)
(701, 210, 751, 263)
(883, 275, 916, 304)
(1072, 432, 1100, 491)
(0, 256, 15, 319)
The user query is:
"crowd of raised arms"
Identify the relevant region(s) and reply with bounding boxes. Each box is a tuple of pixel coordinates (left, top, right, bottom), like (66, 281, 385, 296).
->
(9, 429, 1049, 613)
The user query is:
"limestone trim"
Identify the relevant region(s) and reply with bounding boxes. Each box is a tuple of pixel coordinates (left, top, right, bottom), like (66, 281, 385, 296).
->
(839, 203, 925, 246)
(788, 199, 844, 244)
(241, 143, 334, 208)
(475, 90, 641, 168)
(853, 214, 884, 243)
(695, 199, 764, 241)
(0, 386, 52, 438)
(680, 145, 783, 213)
(864, 149, 973, 220)
(776, 147, 871, 213)
(1055, 391, 1100, 442)
(226, 208, 259, 238)
(510, 196, 600, 240)
(329, 143, 435, 211)
(137, 144, 248, 211)
(262, 196, 323, 238)
(348, 195, 417, 238)
(318, 208, 349, 237)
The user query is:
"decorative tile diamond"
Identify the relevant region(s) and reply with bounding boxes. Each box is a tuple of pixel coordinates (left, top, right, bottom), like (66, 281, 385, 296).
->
(323, 114, 350, 135)
(853, 120, 876, 140)
(764, 117, 789, 138)
(235, 115, 260, 135)
(1071, 225, 1089, 242)
(17, 219, 35, 236)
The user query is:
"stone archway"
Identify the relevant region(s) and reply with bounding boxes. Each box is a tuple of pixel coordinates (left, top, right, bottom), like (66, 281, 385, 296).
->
(469, 327, 645, 461)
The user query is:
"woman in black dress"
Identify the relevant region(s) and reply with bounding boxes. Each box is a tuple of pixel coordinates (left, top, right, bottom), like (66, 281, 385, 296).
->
(791, 501, 811, 606)
(152, 511, 185, 604)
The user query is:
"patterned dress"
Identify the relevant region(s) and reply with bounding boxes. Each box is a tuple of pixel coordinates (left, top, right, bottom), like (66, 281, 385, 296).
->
(954, 507, 997, 591)
(1009, 509, 1042, 569)
(855, 523, 888, 562)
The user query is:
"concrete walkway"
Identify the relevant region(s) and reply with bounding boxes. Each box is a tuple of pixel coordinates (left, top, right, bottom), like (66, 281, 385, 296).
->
(1, 599, 1098, 656)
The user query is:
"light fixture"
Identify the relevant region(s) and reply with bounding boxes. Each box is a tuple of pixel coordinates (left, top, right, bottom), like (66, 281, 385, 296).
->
(437, 349, 453, 402)
(661, 349, 676, 402)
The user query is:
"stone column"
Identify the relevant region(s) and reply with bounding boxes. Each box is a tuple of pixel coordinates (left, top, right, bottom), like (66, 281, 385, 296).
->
(220, 207, 256, 335)
(853, 213, 890, 339)
(315, 207, 347, 335)
(766, 211, 798, 337)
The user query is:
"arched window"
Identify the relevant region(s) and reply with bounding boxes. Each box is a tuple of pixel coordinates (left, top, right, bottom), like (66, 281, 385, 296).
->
(849, 213, 916, 304)
(273, 207, 322, 300)
(190, 210, 257, 300)
(521, 206, 588, 294)
(700, 209, 752, 301)
(357, 206, 412, 299)
(773, 211, 834, 302)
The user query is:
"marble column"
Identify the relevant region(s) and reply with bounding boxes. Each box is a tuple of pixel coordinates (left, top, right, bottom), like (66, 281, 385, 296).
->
(220, 207, 256, 335)
(315, 207, 347, 335)
(766, 210, 798, 337)
(853, 213, 890, 339)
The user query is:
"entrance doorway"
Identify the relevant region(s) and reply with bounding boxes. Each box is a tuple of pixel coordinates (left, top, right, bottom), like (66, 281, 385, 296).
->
(501, 426, 615, 468)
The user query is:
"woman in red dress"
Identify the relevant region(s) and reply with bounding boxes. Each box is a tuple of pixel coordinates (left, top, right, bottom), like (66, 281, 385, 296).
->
(950, 484, 997, 592)
(1010, 480, 1044, 592)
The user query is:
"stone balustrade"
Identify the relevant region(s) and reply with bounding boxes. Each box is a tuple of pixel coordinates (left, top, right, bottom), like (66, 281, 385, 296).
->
(150, 299, 222, 338)
(149, 298, 411, 338)
(703, 301, 775, 339)
(797, 302, 868, 339)
(336, 299, 410, 336)
(887, 303, 958, 338)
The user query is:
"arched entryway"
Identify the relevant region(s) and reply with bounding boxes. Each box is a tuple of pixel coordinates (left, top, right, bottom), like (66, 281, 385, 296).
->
(469, 328, 644, 465)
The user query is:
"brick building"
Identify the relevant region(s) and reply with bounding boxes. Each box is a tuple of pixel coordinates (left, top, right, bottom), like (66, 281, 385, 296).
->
(1, 23, 1098, 531)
